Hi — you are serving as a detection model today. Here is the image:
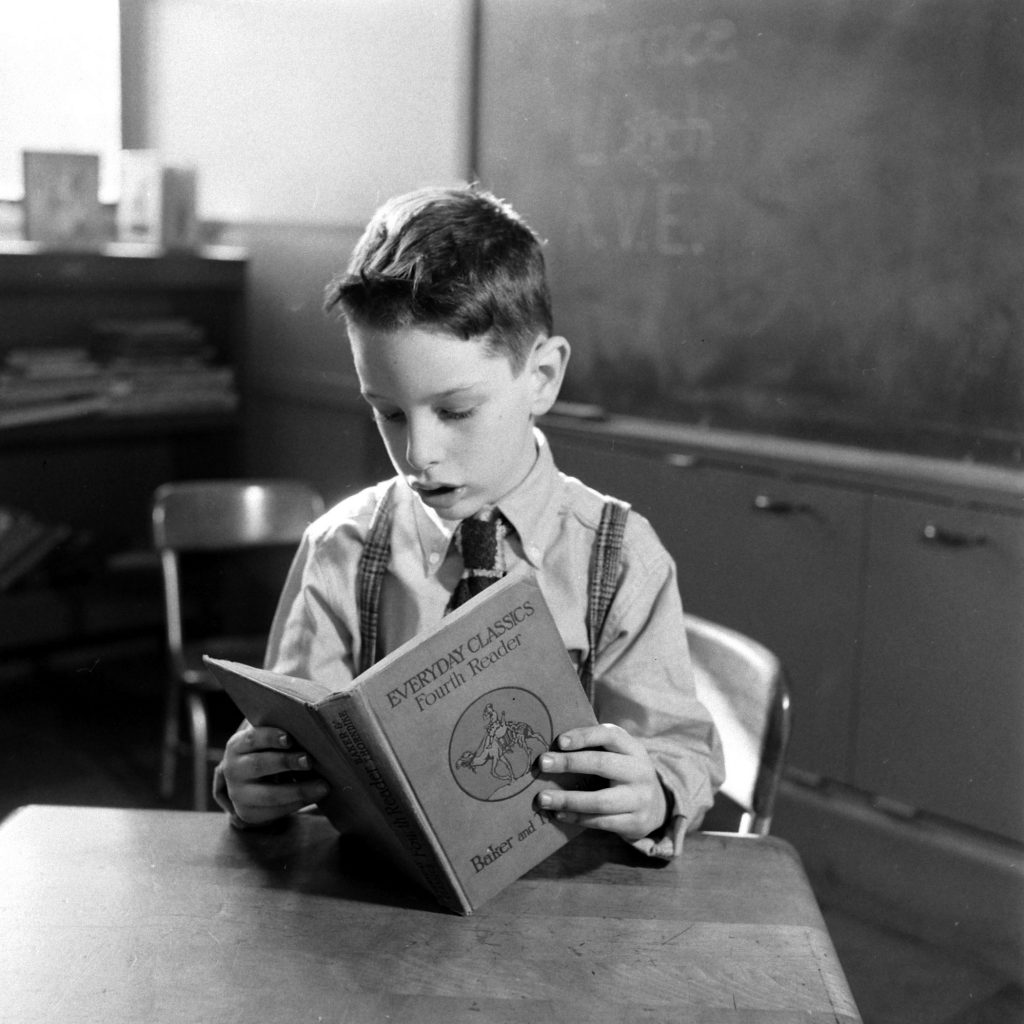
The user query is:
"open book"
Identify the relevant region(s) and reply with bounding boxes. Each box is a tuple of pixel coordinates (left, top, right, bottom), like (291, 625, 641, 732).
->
(204, 568, 598, 915)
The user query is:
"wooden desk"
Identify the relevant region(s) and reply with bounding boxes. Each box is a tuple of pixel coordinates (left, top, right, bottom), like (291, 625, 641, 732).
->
(0, 805, 860, 1023)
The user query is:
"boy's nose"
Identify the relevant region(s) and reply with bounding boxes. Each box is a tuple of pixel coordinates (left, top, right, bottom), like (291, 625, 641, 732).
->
(405, 417, 442, 473)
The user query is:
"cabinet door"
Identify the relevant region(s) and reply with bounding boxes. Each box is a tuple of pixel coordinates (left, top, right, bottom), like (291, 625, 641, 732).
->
(547, 429, 868, 782)
(855, 495, 1024, 842)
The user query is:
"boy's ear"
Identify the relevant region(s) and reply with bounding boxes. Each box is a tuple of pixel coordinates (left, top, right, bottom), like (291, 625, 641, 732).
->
(528, 334, 571, 416)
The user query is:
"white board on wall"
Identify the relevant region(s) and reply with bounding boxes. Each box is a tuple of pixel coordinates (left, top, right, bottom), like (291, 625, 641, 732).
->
(142, 0, 472, 224)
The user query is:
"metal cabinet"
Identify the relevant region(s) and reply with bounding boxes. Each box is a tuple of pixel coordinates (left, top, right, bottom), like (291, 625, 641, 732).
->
(855, 494, 1024, 842)
(547, 420, 1024, 842)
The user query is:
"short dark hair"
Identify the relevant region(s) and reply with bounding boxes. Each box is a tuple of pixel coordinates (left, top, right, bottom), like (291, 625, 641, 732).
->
(324, 185, 552, 371)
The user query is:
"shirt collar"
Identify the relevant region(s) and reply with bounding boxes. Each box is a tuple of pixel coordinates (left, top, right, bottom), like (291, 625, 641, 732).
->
(492, 428, 560, 570)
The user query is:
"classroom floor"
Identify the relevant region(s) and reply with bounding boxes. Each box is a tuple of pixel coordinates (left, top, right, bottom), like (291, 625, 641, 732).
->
(1, 652, 1021, 1024)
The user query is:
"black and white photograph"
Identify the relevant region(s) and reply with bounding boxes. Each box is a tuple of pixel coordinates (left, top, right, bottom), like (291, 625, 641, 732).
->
(1, 2, 1021, 1022)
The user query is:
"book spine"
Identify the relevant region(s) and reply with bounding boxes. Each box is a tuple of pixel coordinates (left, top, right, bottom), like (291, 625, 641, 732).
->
(320, 692, 471, 914)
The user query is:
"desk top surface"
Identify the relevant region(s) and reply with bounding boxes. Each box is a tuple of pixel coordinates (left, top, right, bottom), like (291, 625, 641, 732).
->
(0, 805, 860, 1024)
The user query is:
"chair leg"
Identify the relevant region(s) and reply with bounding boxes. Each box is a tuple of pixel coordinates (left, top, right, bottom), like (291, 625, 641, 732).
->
(186, 690, 210, 811)
(159, 679, 182, 801)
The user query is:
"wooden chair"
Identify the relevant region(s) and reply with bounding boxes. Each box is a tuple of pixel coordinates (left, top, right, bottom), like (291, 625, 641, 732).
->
(152, 479, 325, 809)
(686, 615, 792, 835)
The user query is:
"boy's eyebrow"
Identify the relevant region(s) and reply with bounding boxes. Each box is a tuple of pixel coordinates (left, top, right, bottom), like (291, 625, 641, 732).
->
(361, 384, 481, 402)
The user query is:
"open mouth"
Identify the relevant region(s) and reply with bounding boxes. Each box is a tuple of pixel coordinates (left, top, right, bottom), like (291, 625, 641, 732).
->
(412, 482, 457, 496)
(410, 482, 464, 507)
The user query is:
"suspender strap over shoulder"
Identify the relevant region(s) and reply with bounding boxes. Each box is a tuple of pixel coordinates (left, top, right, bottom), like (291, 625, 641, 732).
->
(355, 481, 396, 676)
(581, 496, 630, 701)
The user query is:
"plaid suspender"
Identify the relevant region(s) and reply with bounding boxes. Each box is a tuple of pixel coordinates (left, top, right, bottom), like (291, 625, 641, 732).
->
(355, 481, 397, 676)
(354, 484, 630, 703)
(580, 496, 630, 700)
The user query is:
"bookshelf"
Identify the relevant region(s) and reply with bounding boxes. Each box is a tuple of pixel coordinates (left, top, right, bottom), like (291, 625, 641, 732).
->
(0, 244, 248, 673)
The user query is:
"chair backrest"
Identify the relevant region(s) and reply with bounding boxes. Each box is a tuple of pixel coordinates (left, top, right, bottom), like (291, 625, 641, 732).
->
(152, 479, 325, 670)
(152, 479, 325, 552)
(686, 614, 791, 835)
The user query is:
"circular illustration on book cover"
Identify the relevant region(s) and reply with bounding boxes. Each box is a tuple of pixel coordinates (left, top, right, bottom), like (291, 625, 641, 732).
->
(449, 688, 553, 802)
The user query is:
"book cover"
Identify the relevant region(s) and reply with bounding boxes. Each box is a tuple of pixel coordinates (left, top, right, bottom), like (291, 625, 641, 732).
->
(0, 396, 106, 431)
(22, 151, 103, 248)
(204, 568, 599, 914)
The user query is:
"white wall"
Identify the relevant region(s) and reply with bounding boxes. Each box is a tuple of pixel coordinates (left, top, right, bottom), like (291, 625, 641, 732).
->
(0, 0, 121, 201)
(138, 0, 473, 224)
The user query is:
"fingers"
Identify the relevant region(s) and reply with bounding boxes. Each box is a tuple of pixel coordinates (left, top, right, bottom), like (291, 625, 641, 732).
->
(537, 782, 634, 817)
(233, 777, 331, 821)
(245, 750, 316, 779)
(538, 723, 646, 784)
(229, 772, 331, 825)
(556, 723, 641, 757)
(535, 781, 666, 842)
(224, 726, 303, 776)
(229, 724, 295, 754)
(535, 723, 666, 841)
(222, 722, 330, 825)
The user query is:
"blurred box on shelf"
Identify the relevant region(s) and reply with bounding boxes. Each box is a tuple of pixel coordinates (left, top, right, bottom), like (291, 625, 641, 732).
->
(117, 150, 198, 250)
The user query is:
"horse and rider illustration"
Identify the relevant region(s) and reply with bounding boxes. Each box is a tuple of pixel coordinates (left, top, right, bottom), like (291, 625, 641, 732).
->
(455, 701, 549, 785)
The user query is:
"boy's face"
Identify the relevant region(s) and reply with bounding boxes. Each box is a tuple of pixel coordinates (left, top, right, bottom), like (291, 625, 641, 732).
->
(350, 324, 568, 522)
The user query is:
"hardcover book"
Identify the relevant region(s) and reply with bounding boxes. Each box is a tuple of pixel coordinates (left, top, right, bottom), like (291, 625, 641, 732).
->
(204, 568, 598, 915)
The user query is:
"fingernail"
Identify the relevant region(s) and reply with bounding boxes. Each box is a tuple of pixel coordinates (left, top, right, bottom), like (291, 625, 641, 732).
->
(278, 733, 290, 747)
(297, 754, 310, 770)
(539, 754, 553, 771)
(537, 792, 552, 807)
(558, 734, 571, 749)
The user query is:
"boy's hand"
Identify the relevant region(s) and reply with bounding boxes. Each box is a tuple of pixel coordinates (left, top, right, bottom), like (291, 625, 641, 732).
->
(220, 722, 330, 825)
(535, 723, 668, 842)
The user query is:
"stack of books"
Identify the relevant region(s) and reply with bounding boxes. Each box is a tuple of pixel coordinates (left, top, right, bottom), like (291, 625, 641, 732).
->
(0, 348, 108, 428)
(91, 317, 238, 416)
(0, 319, 238, 428)
(0, 506, 71, 592)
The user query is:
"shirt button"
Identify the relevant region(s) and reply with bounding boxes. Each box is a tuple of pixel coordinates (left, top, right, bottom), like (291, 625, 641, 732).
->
(428, 552, 441, 566)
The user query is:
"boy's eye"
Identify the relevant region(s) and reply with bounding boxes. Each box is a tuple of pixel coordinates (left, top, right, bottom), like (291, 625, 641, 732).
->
(439, 407, 475, 422)
(369, 405, 476, 424)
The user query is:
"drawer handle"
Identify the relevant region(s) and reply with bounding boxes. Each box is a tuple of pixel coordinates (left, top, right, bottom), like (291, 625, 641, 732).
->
(665, 453, 700, 469)
(921, 523, 987, 548)
(752, 493, 815, 516)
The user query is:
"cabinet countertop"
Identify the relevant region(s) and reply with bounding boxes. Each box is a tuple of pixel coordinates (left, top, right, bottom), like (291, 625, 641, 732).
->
(543, 410, 1024, 511)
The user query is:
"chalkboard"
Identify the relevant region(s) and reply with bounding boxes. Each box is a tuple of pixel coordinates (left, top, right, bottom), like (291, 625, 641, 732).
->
(475, 0, 1024, 466)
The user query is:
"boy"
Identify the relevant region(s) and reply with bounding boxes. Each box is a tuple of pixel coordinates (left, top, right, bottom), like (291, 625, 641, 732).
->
(214, 185, 722, 858)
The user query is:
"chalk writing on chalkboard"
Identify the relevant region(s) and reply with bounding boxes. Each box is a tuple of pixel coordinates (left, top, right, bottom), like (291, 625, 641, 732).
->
(477, 0, 1024, 466)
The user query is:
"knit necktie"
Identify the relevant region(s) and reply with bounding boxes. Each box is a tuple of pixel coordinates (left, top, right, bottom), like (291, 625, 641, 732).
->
(450, 509, 505, 609)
